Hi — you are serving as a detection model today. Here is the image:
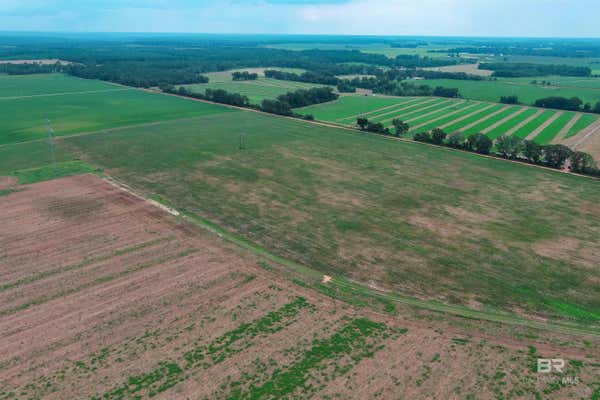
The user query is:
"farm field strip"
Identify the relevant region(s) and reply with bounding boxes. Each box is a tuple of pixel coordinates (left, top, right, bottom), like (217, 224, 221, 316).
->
(410, 100, 476, 127)
(487, 108, 539, 139)
(462, 106, 522, 136)
(534, 112, 575, 144)
(512, 110, 556, 139)
(565, 113, 599, 139)
(383, 98, 462, 124)
(553, 113, 582, 142)
(459, 105, 513, 134)
(481, 107, 529, 135)
(440, 103, 501, 131)
(364, 97, 440, 123)
(411, 102, 490, 132)
(525, 111, 563, 141)
(403, 100, 466, 124)
(372, 98, 449, 123)
(336, 97, 420, 122)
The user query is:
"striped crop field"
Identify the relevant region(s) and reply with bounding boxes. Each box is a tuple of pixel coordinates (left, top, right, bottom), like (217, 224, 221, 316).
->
(296, 94, 599, 144)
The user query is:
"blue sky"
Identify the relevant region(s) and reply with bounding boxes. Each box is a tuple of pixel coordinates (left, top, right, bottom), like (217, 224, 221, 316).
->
(1, 0, 598, 37)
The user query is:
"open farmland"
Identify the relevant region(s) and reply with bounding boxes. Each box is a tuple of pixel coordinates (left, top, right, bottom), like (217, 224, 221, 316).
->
(418, 78, 600, 106)
(17, 108, 592, 331)
(0, 74, 231, 145)
(180, 68, 327, 105)
(297, 95, 599, 145)
(1, 174, 597, 400)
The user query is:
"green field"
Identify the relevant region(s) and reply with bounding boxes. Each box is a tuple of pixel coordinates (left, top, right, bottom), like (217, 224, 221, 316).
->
(4, 109, 594, 326)
(297, 95, 598, 142)
(0, 74, 231, 145)
(182, 69, 327, 105)
(264, 43, 456, 59)
(419, 78, 600, 105)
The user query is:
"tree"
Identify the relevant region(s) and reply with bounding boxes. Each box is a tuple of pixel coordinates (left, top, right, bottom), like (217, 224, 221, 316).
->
(542, 144, 573, 168)
(413, 131, 432, 143)
(569, 151, 597, 174)
(593, 101, 600, 114)
(523, 140, 543, 163)
(466, 133, 493, 154)
(357, 117, 369, 130)
(260, 99, 292, 116)
(392, 119, 410, 137)
(446, 132, 465, 148)
(431, 128, 447, 145)
(500, 95, 519, 104)
(495, 135, 524, 159)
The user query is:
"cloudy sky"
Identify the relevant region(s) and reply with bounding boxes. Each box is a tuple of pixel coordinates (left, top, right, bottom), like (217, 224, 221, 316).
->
(0, 0, 598, 37)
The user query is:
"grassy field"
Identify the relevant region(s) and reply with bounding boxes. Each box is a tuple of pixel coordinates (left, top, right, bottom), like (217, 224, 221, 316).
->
(181, 68, 326, 105)
(14, 109, 592, 327)
(296, 95, 598, 144)
(419, 78, 600, 105)
(0, 74, 231, 145)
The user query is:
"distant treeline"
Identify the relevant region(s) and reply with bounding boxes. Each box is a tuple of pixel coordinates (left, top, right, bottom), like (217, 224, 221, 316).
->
(480, 62, 591, 77)
(356, 117, 599, 177)
(231, 71, 258, 81)
(162, 84, 336, 118)
(534, 96, 600, 113)
(0, 62, 63, 75)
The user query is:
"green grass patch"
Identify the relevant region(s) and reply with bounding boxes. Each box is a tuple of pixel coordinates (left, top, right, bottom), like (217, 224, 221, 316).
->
(535, 112, 576, 144)
(486, 108, 539, 140)
(12, 160, 100, 184)
(512, 110, 556, 139)
(566, 113, 599, 139)
(226, 318, 387, 399)
(463, 106, 522, 136)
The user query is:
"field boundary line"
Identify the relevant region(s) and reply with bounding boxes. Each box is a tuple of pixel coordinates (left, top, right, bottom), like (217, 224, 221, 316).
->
(0, 88, 131, 100)
(526, 111, 563, 141)
(99, 175, 600, 337)
(505, 109, 544, 136)
(439, 103, 496, 129)
(565, 118, 600, 149)
(552, 113, 582, 143)
(481, 106, 529, 134)
(458, 105, 511, 132)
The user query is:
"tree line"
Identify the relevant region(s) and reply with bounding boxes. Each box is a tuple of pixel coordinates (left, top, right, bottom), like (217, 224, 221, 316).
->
(232, 71, 258, 81)
(355, 117, 599, 177)
(161, 84, 336, 118)
(480, 62, 591, 77)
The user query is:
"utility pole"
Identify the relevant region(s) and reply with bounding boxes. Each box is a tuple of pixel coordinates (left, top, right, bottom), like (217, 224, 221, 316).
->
(46, 118, 56, 164)
(239, 133, 245, 150)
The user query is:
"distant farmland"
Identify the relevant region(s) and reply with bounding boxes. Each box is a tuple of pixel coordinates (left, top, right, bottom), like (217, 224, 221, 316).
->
(297, 95, 599, 144)
(181, 68, 327, 105)
(0, 73, 231, 145)
(418, 78, 600, 106)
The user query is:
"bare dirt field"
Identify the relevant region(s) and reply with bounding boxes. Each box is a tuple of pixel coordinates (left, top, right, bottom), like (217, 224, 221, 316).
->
(423, 63, 494, 77)
(0, 174, 597, 400)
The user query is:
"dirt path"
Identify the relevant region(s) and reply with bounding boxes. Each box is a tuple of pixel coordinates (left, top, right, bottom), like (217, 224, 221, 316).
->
(409, 102, 482, 131)
(504, 109, 544, 136)
(0, 176, 17, 190)
(525, 111, 563, 140)
(481, 106, 529, 134)
(552, 113, 582, 143)
(403, 100, 465, 123)
(458, 105, 511, 132)
(339, 97, 433, 123)
(378, 99, 455, 124)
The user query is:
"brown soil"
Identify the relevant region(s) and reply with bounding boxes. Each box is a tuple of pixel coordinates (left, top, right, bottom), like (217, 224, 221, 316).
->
(0, 174, 597, 400)
(0, 176, 17, 190)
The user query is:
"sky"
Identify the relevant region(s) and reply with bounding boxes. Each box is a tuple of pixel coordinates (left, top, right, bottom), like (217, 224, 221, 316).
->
(1, 0, 598, 38)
